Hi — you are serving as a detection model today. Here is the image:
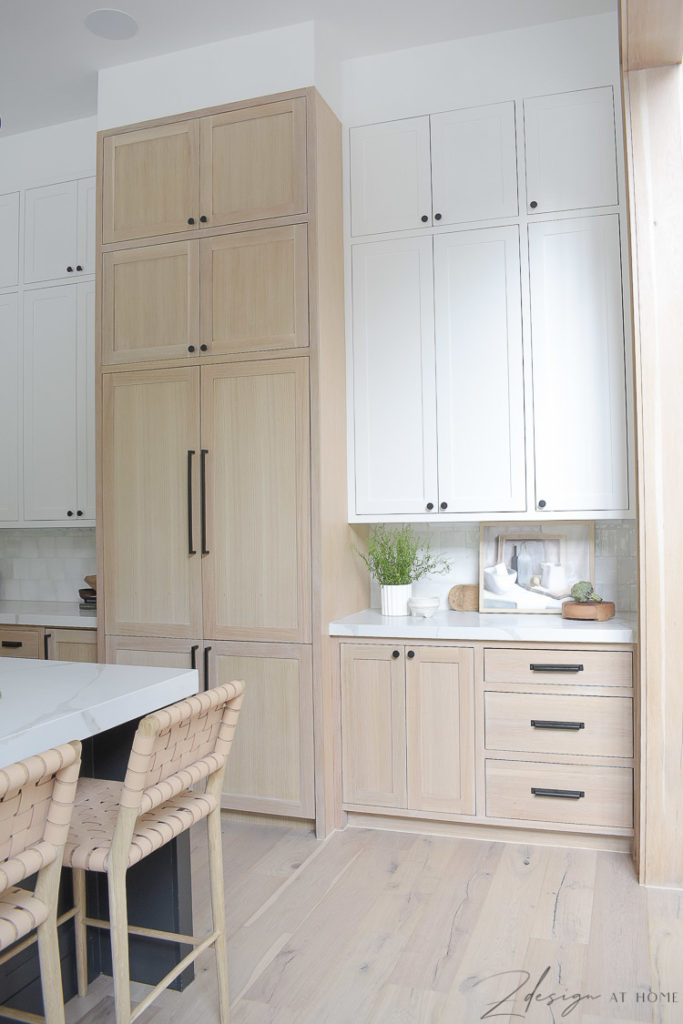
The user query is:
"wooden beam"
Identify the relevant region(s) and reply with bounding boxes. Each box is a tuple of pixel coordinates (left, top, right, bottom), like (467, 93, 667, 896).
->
(621, 0, 683, 71)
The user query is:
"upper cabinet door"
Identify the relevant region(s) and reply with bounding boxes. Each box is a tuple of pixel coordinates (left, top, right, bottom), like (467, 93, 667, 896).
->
(0, 192, 20, 289)
(200, 224, 308, 356)
(350, 117, 432, 236)
(529, 215, 629, 513)
(77, 177, 96, 275)
(199, 98, 307, 228)
(351, 236, 437, 516)
(76, 281, 96, 521)
(24, 180, 79, 283)
(524, 87, 618, 215)
(431, 102, 518, 225)
(434, 226, 526, 513)
(0, 294, 19, 522)
(102, 121, 200, 243)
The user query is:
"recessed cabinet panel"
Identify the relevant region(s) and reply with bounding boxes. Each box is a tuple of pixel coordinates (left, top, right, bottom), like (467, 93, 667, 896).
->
(431, 102, 518, 224)
(0, 192, 20, 288)
(529, 215, 629, 512)
(201, 224, 308, 355)
(200, 99, 307, 227)
(434, 226, 526, 513)
(524, 87, 618, 214)
(350, 117, 432, 236)
(24, 181, 79, 283)
(102, 368, 203, 638)
(77, 177, 97, 276)
(0, 293, 19, 522)
(102, 122, 199, 243)
(102, 241, 199, 364)
(352, 237, 437, 515)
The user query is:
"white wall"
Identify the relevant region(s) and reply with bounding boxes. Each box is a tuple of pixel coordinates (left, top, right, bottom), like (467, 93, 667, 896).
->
(341, 12, 620, 125)
(97, 22, 318, 130)
(0, 117, 97, 193)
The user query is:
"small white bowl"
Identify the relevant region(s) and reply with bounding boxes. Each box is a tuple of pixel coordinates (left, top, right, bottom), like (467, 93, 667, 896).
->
(408, 596, 440, 618)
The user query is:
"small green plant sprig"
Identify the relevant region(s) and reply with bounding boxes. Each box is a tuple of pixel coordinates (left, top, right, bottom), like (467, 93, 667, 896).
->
(571, 581, 603, 603)
(356, 524, 451, 586)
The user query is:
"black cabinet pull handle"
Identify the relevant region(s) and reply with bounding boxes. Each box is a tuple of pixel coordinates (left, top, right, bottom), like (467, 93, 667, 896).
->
(188, 345, 195, 353)
(2, 640, 22, 648)
(426, 502, 434, 511)
(190, 644, 199, 670)
(538, 499, 547, 508)
(529, 201, 538, 209)
(434, 213, 442, 221)
(200, 344, 208, 351)
(187, 217, 195, 225)
(200, 449, 209, 555)
(531, 719, 585, 730)
(531, 787, 585, 799)
(203, 646, 212, 691)
(530, 663, 584, 673)
(199, 215, 208, 223)
(76, 510, 83, 516)
(67, 510, 74, 517)
(76, 265, 83, 272)
(440, 501, 448, 510)
(187, 450, 196, 555)
(421, 215, 429, 223)
(392, 650, 400, 659)
(66, 266, 74, 272)
(407, 650, 415, 659)
(44, 633, 51, 659)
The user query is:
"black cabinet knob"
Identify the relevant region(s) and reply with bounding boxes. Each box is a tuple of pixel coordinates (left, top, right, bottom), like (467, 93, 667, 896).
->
(76, 265, 83, 271)
(538, 499, 547, 509)
(76, 510, 83, 516)
(199, 215, 208, 223)
(188, 345, 195, 353)
(421, 215, 429, 223)
(67, 510, 73, 517)
(426, 502, 434, 511)
(529, 201, 538, 209)
(407, 650, 415, 659)
(434, 213, 442, 221)
(440, 501, 448, 510)
(392, 650, 400, 659)
(200, 344, 208, 351)
(188, 217, 195, 225)
(66, 266, 73, 272)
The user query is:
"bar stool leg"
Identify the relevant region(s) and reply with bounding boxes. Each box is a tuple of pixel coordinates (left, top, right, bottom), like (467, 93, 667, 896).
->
(206, 805, 230, 1024)
(72, 868, 88, 997)
(107, 867, 132, 1024)
(36, 920, 66, 1024)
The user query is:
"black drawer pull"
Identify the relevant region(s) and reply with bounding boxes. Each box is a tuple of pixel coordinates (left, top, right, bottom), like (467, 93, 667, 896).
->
(531, 787, 585, 799)
(1, 640, 22, 648)
(190, 644, 199, 670)
(530, 663, 584, 673)
(203, 646, 212, 691)
(531, 719, 585, 731)
(44, 633, 52, 659)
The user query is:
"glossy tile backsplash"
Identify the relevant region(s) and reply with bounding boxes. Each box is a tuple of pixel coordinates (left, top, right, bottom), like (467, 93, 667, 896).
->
(0, 529, 96, 601)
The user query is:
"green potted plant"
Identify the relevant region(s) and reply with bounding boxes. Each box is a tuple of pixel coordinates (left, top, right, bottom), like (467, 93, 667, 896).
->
(356, 524, 451, 615)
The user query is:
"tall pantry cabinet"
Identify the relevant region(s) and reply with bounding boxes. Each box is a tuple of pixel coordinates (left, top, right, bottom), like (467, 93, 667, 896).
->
(97, 90, 366, 832)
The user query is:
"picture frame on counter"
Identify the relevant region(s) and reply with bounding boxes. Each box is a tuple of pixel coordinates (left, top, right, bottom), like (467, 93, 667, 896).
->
(479, 522, 595, 613)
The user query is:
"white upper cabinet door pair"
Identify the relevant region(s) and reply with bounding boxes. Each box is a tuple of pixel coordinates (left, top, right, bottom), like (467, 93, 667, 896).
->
(350, 101, 519, 236)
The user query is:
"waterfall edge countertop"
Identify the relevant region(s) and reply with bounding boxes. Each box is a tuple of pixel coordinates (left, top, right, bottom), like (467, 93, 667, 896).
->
(328, 609, 637, 643)
(0, 658, 198, 768)
(0, 600, 97, 628)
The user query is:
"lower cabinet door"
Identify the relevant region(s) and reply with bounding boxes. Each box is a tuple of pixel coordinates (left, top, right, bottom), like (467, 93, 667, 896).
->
(106, 635, 205, 688)
(47, 628, 97, 663)
(210, 642, 314, 819)
(406, 646, 476, 815)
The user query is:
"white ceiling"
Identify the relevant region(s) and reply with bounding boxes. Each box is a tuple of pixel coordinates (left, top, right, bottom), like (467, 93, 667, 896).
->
(0, 0, 616, 136)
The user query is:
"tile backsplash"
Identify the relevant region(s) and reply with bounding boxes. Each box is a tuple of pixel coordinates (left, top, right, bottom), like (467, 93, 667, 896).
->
(0, 529, 97, 601)
(369, 520, 638, 613)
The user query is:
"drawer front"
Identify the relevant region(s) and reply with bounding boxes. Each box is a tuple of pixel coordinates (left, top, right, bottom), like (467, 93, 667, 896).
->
(485, 758, 633, 829)
(484, 648, 632, 687)
(0, 628, 42, 659)
(485, 692, 633, 757)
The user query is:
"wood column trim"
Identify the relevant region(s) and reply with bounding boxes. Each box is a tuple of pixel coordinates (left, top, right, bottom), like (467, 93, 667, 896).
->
(621, 0, 683, 71)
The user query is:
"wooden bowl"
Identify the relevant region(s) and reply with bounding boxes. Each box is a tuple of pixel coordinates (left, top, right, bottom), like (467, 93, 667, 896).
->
(562, 600, 615, 620)
(84, 574, 97, 591)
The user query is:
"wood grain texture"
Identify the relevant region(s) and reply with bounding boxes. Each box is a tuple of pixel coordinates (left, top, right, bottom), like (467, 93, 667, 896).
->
(484, 648, 633, 687)
(0, 624, 43, 659)
(47, 628, 97, 664)
(621, 0, 683, 71)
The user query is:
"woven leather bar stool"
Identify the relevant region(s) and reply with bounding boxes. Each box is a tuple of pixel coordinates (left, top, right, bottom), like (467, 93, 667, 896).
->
(63, 681, 244, 1024)
(0, 741, 82, 1024)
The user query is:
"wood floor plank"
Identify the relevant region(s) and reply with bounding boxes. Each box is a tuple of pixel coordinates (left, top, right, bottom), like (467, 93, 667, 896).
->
(530, 847, 598, 944)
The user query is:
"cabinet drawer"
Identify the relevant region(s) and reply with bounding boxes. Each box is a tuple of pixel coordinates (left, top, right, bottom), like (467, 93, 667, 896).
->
(0, 628, 43, 659)
(484, 648, 632, 687)
(485, 759, 633, 829)
(485, 692, 633, 757)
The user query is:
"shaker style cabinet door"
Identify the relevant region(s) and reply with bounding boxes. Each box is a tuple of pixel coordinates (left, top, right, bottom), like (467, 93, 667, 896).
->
(102, 367, 203, 638)
(523, 87, 618, 215)
(0, 293, 19, 522)
(200, 358, 311, 642)
(0, 192, 20, 289)
(434, 226, 526, 513)
(102, 121, 200, 243)
(199, 98, 307, 228)
(351, 236, 437, 515)
(24, 181, 79, 283)
(430, 101, 518, 225)
(349, 116, 432, 236)
(529, 214, 629, 512)
(102, 240, 199, 364)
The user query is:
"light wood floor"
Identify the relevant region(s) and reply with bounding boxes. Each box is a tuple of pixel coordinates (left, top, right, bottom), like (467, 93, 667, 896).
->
(64, 820, 683, 1024)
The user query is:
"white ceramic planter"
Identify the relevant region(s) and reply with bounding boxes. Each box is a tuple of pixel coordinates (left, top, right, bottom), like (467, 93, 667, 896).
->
(380, 583, 412, 616)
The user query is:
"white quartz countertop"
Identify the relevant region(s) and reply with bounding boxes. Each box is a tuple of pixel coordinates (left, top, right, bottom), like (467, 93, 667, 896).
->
(0, 658, 198, 768)
(0, 600, 97, 628)
(329, 609, 637, 644)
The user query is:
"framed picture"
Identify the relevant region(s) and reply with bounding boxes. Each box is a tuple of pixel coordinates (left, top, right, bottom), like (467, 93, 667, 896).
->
(479, 522, 595, 613)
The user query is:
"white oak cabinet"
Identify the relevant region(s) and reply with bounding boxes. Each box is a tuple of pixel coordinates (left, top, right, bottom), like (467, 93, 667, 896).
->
(523, 86, 618, 215)
(0, 192, 20, 289)
(23, 282, 95, 523)
(529, 214, 629, 513)
(0, 293, 19, 522)
(350, 102, 518, 236)
(24, 178, 95, 283)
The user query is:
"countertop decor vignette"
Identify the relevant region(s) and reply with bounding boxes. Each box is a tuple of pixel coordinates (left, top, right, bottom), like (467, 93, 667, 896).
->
(0, 528, 96, 602)
(367, 520, 637, 613)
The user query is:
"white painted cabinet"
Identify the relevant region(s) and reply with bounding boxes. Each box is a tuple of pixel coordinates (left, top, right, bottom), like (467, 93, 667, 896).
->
(434, 226, 526, 513)
(23, 282, 95, 523)
(0, 193, 20, 289)
(24, 177, 95, 283)
(0, 294, 20, 522)
(529, 214, 629, 513)
(523, 87, 618, 215)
